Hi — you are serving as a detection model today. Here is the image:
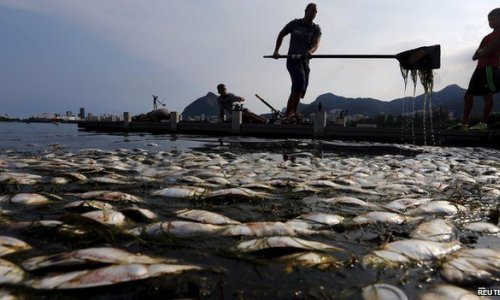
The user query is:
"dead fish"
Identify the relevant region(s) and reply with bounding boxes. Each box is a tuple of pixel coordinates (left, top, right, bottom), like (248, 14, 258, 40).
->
(22, 247, 169, 271)
(64, 200, 114, 212)
(420, 284, 481, 300)
(9, 193, 50, 205)
(322, 196, 379, 209)
(278, 252, 342, 270)
(151, 187, 206, 199)
(0, 289, 16, 300)
(353, 212, 420, 225)
(362, 283, 408, 300)
(175, 209, 240, 225)
(383, 198, 433, 212)
(297, 212, 344, 226)
(407, 201, 466, 216)
(0, 172, 43, 184)
(78, 191, 143, 202)
(441, 248, 500, 285)
(128, 221, 224, 238)
(204, 187, 270, 200)
(362, 250, 411, 268)
(462, 222, 500, 234)
(62, 172, 88, 181)
(0, 235, 31, 257)
(51, 177, 70, 185)
(236, 236, 342, 253)
(410, 219, 457, 242)
(381, 240, 461, 261)
(89, 175, 128, 184)
(0, 258, 25, 284)
(26, 263, 202, 289)
(180, 175, 204, 184)
(222, 222, 297, 237)
(80, 210, 126, 226)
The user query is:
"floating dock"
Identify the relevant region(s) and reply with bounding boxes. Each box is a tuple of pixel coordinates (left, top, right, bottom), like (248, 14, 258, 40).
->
(77, 111, 500, 148)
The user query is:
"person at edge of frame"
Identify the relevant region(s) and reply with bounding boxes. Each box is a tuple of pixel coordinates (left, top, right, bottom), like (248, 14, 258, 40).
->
(460, 8, 500, 131)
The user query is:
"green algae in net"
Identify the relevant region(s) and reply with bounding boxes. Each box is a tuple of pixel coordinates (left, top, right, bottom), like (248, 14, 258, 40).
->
(400, 66, 434, 96)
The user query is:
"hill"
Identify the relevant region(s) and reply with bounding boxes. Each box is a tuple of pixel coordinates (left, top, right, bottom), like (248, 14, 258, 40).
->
(181, 92, 219, 118)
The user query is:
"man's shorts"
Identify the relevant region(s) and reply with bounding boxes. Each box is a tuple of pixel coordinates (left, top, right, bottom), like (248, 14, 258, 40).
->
(286, 58, 310, 97)
(466, 66, 500, 95)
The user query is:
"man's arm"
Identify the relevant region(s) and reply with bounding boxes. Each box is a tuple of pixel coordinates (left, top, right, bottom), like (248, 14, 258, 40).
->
(473, 38, 500, 60)
(273, 29, 288, 59)
(308, 35, 321, 56)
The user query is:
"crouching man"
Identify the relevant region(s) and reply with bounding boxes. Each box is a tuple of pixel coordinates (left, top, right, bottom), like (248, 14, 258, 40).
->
(216, 83, 268, 124)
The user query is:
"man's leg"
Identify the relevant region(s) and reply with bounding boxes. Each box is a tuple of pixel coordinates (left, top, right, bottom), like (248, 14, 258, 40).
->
(482, 94, 493, 123)
(463, 93, 474, 125)
(285, 91, 302, 117)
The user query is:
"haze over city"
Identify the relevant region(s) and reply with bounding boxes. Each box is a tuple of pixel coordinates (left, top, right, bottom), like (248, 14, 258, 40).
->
(1, 0, 498, 118)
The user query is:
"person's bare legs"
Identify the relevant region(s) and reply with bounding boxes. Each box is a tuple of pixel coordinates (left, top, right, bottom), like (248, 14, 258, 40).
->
(482, 94, 493, 123)
(285, 91, 302, 117)
(462, 93, 474, 125)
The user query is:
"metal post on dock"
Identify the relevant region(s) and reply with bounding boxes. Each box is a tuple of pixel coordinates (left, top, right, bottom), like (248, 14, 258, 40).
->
(123, 112, 131, 129)
(313, 110, 327, 137)
(170, 112, 179, 131)
(231, 110, 242, 134)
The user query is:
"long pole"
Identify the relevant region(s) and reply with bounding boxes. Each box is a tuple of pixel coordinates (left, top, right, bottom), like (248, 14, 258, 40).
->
(263, 54, 395, 59)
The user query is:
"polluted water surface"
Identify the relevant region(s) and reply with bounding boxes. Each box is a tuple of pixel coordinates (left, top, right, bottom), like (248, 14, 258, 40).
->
(0, 138, 499, 299)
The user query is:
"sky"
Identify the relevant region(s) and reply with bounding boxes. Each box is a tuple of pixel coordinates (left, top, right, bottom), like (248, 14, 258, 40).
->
(0, 0, 498, 118)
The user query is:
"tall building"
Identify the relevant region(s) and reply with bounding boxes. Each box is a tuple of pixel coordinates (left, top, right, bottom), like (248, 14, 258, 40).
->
(79, 107, 85, 120)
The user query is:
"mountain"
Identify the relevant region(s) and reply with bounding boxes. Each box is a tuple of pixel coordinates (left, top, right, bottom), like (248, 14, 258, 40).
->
(298, 84, 500, 117)
(181, 92, 219, 118)
(182, 85, 500, 119)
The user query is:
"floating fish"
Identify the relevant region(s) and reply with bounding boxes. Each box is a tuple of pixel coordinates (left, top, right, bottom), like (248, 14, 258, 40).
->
(407, 201, 466, 216)
(278, 251, 342, 270)
(462, 222, 500, 234)
(353, 212, 420, 225)
(362, 283, 408, 300)
(322, 196, 379, 209)
(78, 191, 143, 202)
(26, 263, 202, 289)
(22, 247, 169, 271)
(0, 172, 43, 185)
(222, 222, 297, 237)
(363, 240, 461, 267)
(383, 198, 433, 212)
(420, 284, 481, 300)
(128, 221, 225, 238)
(410, 219, 457, 242)
(0, 258, 25, 284)
(175, 209, 240, 225)
(9, 193, 50, 206)
(204, 187, 270, 200)
(64, 200, 114, 212)
(151, 187, 206, 199)
(441, 248, 500, 285)
(297, 212, 344, 226)
(0, 236, 31, 257)
(236, 236, 342, 253)
(80, 210, 126, 226)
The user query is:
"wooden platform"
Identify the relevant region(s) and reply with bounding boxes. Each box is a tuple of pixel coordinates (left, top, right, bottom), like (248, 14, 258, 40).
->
(77, 120, 500, 148)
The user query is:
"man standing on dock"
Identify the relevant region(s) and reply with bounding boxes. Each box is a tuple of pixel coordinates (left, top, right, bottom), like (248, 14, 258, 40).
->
(272, 3, 321, 122)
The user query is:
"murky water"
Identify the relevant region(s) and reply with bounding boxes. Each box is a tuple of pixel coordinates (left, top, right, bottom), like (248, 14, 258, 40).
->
(0, 123, 499, 299)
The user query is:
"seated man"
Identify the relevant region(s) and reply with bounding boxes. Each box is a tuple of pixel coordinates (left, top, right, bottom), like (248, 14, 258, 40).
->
(216, 83, 268, 124)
